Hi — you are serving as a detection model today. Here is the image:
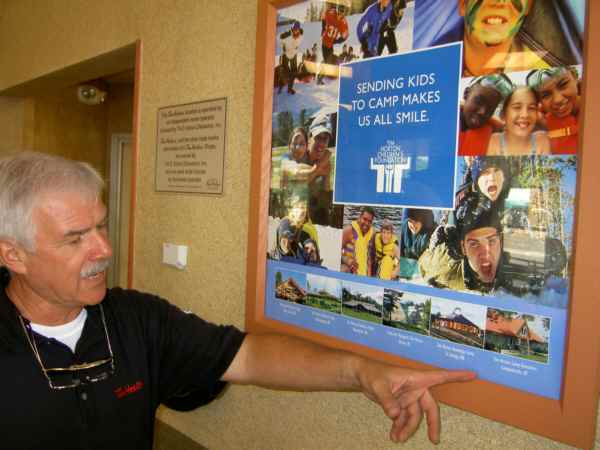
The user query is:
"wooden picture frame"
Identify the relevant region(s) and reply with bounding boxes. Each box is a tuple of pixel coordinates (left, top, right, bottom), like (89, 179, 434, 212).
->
(245, 1, 600, 448)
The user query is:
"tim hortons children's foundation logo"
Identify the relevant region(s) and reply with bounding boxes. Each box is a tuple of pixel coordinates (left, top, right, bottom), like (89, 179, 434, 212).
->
(370, 140, 411, 194)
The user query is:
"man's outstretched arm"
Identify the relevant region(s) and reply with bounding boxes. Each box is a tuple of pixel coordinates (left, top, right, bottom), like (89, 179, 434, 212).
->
(222, 333, 476, 443)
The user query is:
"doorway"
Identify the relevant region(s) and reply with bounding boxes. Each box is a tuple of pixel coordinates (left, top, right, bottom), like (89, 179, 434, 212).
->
(108, 133, 133, 288)
(0, 43, 139, 288)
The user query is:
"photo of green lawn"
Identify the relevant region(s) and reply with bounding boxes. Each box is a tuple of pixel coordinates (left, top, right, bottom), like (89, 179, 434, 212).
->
(305, 273, 342, 314)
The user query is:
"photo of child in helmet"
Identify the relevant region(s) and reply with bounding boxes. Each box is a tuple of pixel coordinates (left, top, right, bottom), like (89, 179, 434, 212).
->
(414, 154, 575, 308)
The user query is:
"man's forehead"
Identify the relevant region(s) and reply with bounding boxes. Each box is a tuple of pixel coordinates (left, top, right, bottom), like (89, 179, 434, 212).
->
(465, 226, 499, 240)
(35, 191, 105, 222)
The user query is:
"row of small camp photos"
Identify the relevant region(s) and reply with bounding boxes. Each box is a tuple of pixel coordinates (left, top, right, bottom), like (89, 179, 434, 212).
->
(273, 267, 551, 364)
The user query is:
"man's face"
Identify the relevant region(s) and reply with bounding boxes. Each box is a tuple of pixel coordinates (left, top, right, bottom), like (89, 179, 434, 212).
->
(460, 0, 532, 47)
(380, 0, 391, 8)
(463, 84, 502, 129)
(20, 190, 112, 310)
(309, 132, 330, 162)
(537, 71, 578, 118)
(462, 226, 501, 284)
(477, 166, 505, 201)
(357, 212, 374, 235)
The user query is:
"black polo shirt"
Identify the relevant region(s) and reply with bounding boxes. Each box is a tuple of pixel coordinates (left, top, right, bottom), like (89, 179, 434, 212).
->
(0, 287, 245, 450)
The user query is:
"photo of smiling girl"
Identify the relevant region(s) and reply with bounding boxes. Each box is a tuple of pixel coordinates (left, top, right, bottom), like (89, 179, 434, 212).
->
(486, 86, 551, 155)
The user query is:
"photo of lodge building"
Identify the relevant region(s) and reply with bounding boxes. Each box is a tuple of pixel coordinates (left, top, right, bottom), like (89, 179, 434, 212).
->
(485, 311, 549, 359)
(430, 308, 484, 347)
(343, 299, 382, 316)
(275, 277, 307, 304)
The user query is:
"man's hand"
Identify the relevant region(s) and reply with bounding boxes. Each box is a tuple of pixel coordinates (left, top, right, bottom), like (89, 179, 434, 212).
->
(352, 358, 476, 443)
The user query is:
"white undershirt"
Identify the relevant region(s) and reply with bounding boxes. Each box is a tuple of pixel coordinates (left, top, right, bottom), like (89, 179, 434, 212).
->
(30, 309, 87, 353)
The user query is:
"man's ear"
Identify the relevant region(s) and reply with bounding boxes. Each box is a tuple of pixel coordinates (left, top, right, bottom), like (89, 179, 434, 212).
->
(0, 240, 27, 275)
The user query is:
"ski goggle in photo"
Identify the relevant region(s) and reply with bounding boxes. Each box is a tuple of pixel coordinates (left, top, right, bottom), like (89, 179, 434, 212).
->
(526, 67, 574, 91)
(470, 73, 515, 99)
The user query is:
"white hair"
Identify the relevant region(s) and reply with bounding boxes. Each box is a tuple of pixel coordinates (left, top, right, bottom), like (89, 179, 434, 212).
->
(0, 152, 104, 251)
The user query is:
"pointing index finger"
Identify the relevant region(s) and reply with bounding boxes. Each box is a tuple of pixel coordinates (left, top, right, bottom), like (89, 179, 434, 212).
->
(411, 369, 477, 390)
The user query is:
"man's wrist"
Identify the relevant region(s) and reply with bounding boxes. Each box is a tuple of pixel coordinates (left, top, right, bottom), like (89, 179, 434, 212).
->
(341, 353, 365, 391)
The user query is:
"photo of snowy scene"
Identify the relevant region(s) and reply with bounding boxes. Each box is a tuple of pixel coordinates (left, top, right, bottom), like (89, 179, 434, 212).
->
(274, 1, 415, 115)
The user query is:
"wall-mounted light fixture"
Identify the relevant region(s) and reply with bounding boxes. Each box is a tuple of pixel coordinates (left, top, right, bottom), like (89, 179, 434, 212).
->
(77, 84, 107, 105)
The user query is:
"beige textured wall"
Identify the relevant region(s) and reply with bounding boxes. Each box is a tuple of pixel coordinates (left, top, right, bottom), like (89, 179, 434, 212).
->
(0, 1, 597, 449)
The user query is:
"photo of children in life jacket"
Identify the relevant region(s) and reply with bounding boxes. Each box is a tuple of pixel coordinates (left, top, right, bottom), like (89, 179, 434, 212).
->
(340, 205, 441, 282)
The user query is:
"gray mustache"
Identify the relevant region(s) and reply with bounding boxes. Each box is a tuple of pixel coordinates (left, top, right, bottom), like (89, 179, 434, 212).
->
(81, 259, 111, 278)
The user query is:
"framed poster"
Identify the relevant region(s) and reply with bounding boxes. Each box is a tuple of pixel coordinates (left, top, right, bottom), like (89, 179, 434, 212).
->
(246, 1, 600, 447)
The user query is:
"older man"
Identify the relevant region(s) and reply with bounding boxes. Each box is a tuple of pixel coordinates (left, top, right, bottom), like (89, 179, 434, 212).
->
(0, 152, 473, 450)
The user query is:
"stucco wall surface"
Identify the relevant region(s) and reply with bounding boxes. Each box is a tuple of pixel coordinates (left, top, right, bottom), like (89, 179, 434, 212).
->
(0, 1, 598, 449)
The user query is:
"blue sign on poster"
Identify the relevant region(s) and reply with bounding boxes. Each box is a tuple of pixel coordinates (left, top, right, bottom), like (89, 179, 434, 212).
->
(334, 42, 462, 209)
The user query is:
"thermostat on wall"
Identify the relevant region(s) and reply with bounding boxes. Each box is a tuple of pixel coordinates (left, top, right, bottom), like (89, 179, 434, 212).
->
(162, 243, 188, 270)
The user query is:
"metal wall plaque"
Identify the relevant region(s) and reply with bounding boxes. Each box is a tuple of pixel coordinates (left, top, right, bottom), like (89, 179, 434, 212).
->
(155, 98, 227, 194)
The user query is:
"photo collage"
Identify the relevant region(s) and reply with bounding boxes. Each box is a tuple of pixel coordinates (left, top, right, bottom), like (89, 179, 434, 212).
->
(264, 0, 585, 397)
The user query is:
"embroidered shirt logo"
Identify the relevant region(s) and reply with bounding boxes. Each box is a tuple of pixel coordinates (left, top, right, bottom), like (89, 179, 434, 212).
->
(114, 380, 144, 399)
